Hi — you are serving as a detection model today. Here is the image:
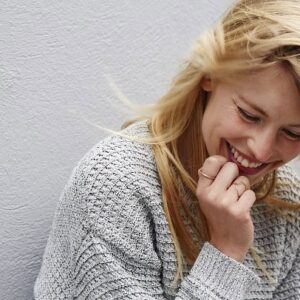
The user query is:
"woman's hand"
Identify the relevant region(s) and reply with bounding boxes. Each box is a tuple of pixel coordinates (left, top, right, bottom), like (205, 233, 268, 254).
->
(196, 155, 256, 263)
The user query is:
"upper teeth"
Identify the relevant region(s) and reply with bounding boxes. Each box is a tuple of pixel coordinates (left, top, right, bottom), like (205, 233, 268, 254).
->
(230, 145, 262, 168)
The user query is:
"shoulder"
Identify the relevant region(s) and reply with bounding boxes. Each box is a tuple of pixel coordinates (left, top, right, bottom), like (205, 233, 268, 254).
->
(35, 121, 165, 297)
(53, 120, 164, 263)
(83, 121, 156, 172)
(74, 120, 161, 201)
(79, 120, 155, 172)
(273, 164, 300, 205)
(65, 120, 163, 230)
(71, 120, 160, 195)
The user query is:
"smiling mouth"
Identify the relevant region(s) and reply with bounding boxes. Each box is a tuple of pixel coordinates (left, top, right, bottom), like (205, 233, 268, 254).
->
(225, 142, 268, 175)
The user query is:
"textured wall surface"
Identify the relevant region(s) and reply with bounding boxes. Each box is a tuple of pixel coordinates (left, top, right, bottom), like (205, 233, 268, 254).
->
(1, 1, 299, 299)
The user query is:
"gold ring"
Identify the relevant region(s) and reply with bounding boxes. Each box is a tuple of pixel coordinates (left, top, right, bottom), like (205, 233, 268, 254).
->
(198, 168, 216, 180)
(233, 182, 247, 197)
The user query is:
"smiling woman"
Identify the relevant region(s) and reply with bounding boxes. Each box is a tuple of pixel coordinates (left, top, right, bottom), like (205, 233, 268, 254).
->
(35, 0, 300, 299)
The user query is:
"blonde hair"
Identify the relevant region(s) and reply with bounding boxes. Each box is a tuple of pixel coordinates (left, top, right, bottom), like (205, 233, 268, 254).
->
(121, 0, 300, 287)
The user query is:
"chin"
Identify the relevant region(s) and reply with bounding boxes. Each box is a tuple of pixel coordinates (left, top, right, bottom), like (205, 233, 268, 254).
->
(244, 162, 284, 188)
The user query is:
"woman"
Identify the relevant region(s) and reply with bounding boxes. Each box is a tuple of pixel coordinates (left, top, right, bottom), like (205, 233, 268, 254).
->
(35, 0, 300, 299)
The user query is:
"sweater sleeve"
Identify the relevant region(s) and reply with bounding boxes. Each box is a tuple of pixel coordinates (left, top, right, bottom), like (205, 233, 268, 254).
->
(272, 245, 300, 299)
(179, 243, 259, 299)
(272, 165, 300, 299)
(34, 135, 260, 299)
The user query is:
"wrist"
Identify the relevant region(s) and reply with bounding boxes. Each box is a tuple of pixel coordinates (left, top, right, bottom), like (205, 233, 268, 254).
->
(209, 241, 247, 263)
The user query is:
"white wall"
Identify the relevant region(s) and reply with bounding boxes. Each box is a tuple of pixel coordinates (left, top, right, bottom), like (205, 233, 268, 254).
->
(1, 1, 299, 299)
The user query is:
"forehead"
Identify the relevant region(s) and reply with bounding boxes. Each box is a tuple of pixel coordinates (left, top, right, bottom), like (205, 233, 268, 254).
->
(227, 66, 300, 116)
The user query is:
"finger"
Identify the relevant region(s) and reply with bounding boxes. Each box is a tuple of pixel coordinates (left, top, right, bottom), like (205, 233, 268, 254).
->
(234, 176, 250, 190)
(223, 183, 240, 205)
(222, 176, 250, 205)
(198, 168, 216, 180)
(235, 189, 256, 212)
(197, 156, 227, 188)
(210, 162, 239, 192)
(231, 176, 250, 198)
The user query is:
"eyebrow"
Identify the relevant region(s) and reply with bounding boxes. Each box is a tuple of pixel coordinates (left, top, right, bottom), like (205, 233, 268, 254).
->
(238, 95, 300, 128)
(288, 124, 300, 128)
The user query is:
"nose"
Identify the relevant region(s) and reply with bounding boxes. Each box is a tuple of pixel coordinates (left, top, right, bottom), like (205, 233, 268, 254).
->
(247, 129, 277, 163)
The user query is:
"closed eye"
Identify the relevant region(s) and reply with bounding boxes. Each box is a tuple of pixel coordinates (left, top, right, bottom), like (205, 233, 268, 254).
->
(282, 129, 300, 141)
(237, 106, 260, 123)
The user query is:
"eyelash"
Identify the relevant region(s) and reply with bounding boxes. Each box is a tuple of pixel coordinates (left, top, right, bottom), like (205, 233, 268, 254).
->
(237, 106, 300, 141)
(237, 107, 260, 123)
(282, 129, 300, 141)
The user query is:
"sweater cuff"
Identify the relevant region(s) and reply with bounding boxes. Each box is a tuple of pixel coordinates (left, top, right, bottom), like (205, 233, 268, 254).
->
(184, 242, 260, 299)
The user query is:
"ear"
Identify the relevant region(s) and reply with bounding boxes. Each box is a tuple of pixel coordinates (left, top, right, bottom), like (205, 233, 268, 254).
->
(201, 76, 213, 92)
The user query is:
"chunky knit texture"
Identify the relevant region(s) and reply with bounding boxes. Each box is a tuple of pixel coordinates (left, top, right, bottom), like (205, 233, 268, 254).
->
(34, 121, 300, 299)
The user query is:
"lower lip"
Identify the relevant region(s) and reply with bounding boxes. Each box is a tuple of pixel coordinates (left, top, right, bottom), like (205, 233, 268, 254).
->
(225, 142, 267, 175)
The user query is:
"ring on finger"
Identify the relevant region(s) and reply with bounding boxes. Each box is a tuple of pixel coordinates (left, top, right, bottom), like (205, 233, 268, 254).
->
(198, 168, 216, 180)
(233, 182, 247, 197)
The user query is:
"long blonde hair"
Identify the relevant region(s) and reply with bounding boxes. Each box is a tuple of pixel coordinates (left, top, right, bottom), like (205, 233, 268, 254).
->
(122, 0, 300, 286)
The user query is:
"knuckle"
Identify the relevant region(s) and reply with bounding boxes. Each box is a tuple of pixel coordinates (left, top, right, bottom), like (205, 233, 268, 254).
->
(197, 188, 219, 204)
(219, 199, 229, 210)
(196, 188, 204, 199)
(204, 155, 226, 167)
(225, 162, 239, 174)
(204, 156, 218, 167)
(237, 213, 251, 223)
(239, 175, 249, 183)
(230, 207, 249, 221)
(196, 187, 210, 201)
(240, 176, 250, 188)
(245, 189, 256, 199)
(228, 206, 238, 218)
(206, 189, 219, 202)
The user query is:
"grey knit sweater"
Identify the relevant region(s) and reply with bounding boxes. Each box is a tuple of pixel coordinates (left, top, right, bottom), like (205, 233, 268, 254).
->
(34, 121, 300, 299)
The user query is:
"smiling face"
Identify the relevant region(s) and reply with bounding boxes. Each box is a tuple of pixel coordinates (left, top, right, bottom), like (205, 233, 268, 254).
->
(201, 64, 300, 185)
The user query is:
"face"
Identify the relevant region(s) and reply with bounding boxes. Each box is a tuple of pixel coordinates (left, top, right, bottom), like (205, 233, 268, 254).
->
(201, 65, 300, 185)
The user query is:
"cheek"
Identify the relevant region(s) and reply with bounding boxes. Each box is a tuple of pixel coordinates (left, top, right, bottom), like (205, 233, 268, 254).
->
(217, 115, 249, 139)
(279, 142, 300, 163)
(202, 100, 250, 141)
